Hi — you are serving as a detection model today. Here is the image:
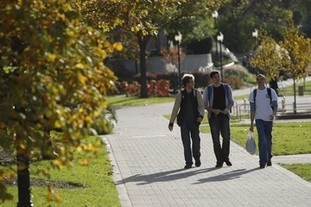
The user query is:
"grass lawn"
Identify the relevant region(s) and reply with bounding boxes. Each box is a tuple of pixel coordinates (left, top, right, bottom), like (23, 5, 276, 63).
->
(1, 136, 120, 207)
(279, 79, 311, 96)
(200, 120, 311, 156)
(199, 118, 311, 183)
(280, 164, 311, 182)
(106, 95, 174, 107)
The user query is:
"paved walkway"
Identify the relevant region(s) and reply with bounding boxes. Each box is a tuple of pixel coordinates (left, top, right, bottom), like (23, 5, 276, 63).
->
(103, 95, 311, 206)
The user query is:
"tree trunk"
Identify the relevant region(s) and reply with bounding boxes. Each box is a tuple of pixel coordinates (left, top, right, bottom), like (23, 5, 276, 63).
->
(138, 34, 150, 98)
(16, 137, 33, 207)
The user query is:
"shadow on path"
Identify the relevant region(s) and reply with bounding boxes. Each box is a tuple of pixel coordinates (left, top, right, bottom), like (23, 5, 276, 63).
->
(117, 167, 260, 186)
(195, 167, 259, 184)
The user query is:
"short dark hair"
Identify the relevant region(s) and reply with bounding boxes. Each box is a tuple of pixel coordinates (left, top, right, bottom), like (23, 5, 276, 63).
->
(182, 74, 194, 87)
(209, 70, 219, 78)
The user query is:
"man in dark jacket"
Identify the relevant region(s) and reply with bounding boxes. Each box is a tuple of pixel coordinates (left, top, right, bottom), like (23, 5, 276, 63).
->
(168, 74, 205, 169)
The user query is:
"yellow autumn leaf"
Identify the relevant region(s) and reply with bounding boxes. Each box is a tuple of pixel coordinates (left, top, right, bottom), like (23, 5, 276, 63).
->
(75, 63, 84, 69)
(46, 53, 56, 62)
(113, 42, 123, 51)
(78, 73, 87, 85)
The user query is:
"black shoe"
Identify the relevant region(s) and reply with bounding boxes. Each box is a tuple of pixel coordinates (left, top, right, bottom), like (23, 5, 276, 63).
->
(259, 165, 265, 169)
(225, 161, 232, 166)
(195, 160, 201, 167)
(267, 160, 272, 166)
(184, 164, 192, 169)
(215, 163, 223, 168)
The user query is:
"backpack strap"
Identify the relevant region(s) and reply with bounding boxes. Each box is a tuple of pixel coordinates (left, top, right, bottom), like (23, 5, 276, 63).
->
(224, 84, 229, 100)
(267, 87, 273, 110)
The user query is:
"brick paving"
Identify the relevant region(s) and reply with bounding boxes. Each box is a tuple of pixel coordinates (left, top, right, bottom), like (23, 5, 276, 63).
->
(103, 97, 311, 207)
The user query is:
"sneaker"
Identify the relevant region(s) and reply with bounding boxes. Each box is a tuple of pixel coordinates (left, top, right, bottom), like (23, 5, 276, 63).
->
(184, 164, 192, 169)
(225, 161, 232, 166)
(195, 160, 201, 167)
(267, 160, 272, 166)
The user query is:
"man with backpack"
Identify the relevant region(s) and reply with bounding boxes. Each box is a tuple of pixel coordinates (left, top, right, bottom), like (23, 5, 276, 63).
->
(203, 71, 234, 168)
(168, 74, 205, 169)
(249, 74, 278, 169)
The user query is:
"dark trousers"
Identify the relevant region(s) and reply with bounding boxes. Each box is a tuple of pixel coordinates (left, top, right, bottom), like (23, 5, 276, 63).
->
(209, 116, 231, 164)
(180, 121, 201, 165)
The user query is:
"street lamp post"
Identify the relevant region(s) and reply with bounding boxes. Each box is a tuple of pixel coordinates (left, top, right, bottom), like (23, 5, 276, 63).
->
(175, 32, 182, 90)
(252, 28, 258, 39)
(217, 32, 224, 82)
(212, 11, 219, 67)
(252, 29, 258, 50)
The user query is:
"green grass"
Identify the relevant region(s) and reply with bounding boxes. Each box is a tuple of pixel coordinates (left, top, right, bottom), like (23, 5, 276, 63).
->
(279, 80, 311, 96)
(200, 120, 311, 183)
(1, 137, 120, 207)
(106, 95, 174, 107)
(280, 164, 311, 182)
(201, 121, 311, 156)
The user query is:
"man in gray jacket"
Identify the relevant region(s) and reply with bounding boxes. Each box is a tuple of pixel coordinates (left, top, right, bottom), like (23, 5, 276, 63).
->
(203, 71, 234, 168)
(168, 74, 205, 169)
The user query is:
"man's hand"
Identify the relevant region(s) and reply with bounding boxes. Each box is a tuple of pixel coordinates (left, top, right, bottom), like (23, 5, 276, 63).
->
(213, 109, 221, 115)
(196, 116, 203, 123)
(249, 125, 254, 132)
(222, 108, 230, 115)
(168, 123, 173, 131)
(269, 114, 276, 120)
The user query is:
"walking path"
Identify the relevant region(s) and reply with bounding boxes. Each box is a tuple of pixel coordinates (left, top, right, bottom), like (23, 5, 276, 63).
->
(103, 88, 311, 206)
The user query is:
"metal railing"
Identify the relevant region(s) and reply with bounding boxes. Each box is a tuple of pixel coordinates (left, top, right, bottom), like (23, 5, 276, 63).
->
(232, 98, 311, 120)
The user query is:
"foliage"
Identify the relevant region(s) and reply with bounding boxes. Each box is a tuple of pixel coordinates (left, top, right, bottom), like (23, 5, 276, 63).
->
(111, 80, 171, 97)
(85, 0, 225, 98)
(280, 26, 311, 79)
(0, 137, 120, 206)
(218, 0, 293, 53)
(250, 34, 284, 78)
(223, 64, 252, 88)
(0, 0, 119, 203)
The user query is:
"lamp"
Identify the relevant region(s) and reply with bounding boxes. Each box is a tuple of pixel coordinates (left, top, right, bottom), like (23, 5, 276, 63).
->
(212, 11, 219, 68)
(174, 32, 182, 90)
(252, 29, 258, 38)
(217, 32, 224, 82)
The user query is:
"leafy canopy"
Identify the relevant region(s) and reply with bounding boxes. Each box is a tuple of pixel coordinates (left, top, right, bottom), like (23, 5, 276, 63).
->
(0, 0, 120, 201)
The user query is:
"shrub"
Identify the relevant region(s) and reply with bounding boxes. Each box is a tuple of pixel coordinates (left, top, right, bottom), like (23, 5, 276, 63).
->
(91, 107, 117, 135)
(223, 64, 253, 89)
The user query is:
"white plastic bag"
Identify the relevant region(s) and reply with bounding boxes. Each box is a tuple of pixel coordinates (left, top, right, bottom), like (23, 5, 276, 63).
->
(246, 131, 256, 155)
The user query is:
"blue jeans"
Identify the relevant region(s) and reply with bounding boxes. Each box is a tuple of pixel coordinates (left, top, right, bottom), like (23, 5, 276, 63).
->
(255, 119, 273, 166)
(209, 115, 231, 164)
(180, 121, 201, 165)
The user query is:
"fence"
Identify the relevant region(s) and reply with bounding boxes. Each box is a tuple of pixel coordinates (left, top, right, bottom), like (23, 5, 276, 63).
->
(232, 97, 311, 120)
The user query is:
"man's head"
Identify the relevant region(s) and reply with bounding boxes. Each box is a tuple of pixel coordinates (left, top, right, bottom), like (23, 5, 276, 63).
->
(182, 74, 195, 88)
(256, 74, 266, 88)
(209, 70, 221, 85)
(209, 70, 219, 79)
